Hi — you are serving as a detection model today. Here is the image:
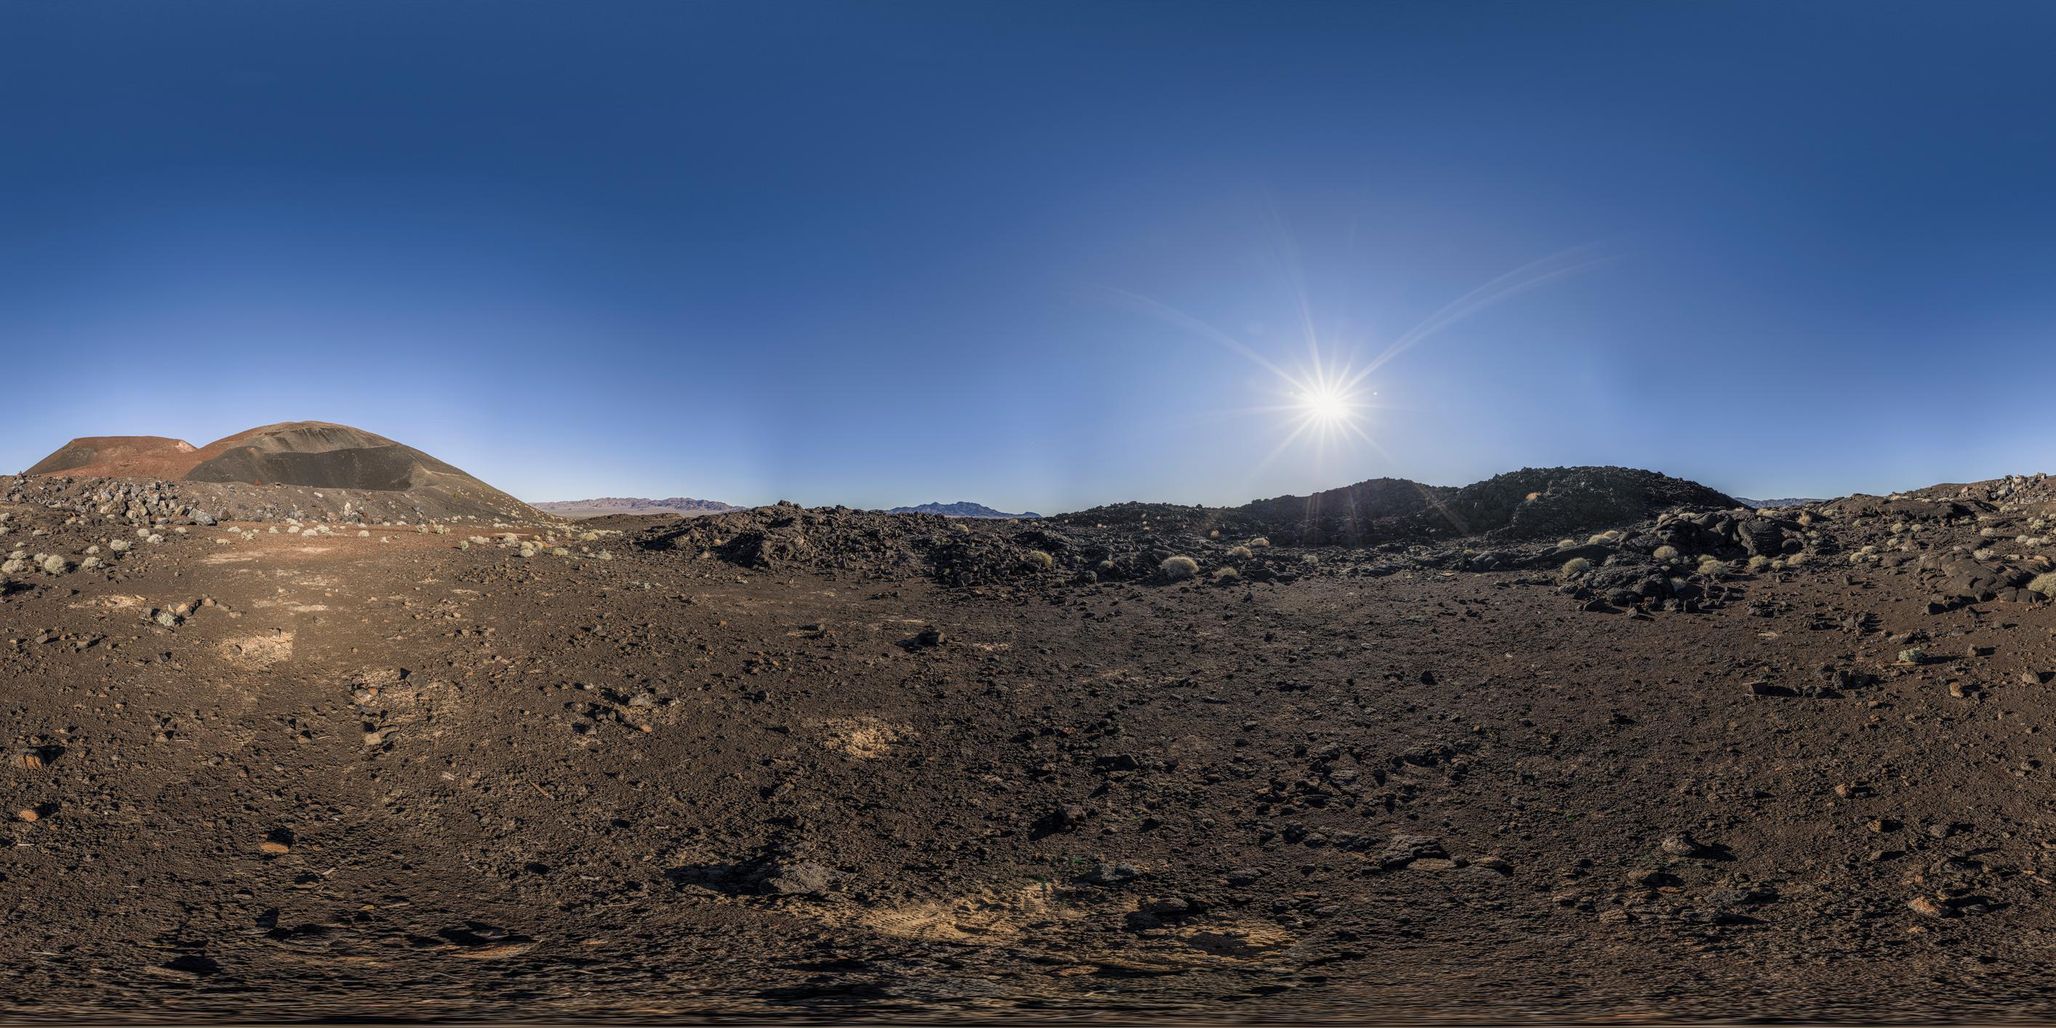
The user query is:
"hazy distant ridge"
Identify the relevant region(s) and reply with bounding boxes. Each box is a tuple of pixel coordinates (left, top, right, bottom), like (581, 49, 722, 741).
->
(885, 501, 1041, 519)
(1735, 497, 1828, 509)
(534, 496, 739, 518)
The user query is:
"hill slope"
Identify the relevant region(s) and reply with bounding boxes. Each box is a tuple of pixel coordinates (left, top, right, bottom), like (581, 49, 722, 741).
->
(24, 435, 199, 478)
(25, 421, 538, 522)
(1055, 466, 1740, 546)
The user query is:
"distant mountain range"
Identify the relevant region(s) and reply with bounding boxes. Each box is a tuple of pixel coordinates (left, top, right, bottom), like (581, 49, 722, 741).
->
(885, 501, 1041, 519)
(533, 496, 740, 519)
(1735, 496, 1828, 509)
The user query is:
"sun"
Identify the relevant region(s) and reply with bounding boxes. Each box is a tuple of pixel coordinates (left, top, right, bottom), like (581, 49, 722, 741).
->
(1263, 358, 1376, 458)
(1298, 382, 1353, 425)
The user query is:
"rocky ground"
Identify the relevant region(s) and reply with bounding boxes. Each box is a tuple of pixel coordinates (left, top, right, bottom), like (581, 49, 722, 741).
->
(8, 472, 2056, 1020)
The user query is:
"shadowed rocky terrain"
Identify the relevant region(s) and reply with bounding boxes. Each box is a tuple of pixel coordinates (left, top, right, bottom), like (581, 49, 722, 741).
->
(9, 439, 2056, 1021)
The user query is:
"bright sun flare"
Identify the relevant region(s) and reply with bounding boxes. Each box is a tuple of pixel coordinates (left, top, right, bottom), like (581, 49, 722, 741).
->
(1268, 360, 1375, 458)
(1299, 384, 1353, 424)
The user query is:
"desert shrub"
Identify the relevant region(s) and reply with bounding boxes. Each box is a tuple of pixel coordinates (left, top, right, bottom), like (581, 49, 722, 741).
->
(1652, 545, 1680, 563)
(1560, 557, 1592, 578)
(1696, 557, 1723, 576)
(1783, 551, 1808, 568)
(1247, 537, 1271, 549)
(1587, 530, 1622, 546)
(1160, 555, 1199, 581)
(2029, 572, 2056, 599)
(1226, 545, 1252, 560)
(1024, 549, 1055, 571)
(1211, 566, 1240, 583)
(1556, 538, 1578, 550)
(1747, 555, 1769, 572)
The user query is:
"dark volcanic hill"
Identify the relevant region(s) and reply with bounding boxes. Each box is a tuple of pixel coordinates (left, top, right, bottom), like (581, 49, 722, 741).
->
(1055, 466, 1740, 546)
(886, 501, 1041, 519)
(1438, 466, 1739, 541)
(1238, 476, 1460, 544)
(24, 421, 538, 522)
(534, 497, 740, 518)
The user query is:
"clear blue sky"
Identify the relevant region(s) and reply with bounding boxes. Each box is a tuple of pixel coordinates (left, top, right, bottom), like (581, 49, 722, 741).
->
(6, 1, 2056, 511)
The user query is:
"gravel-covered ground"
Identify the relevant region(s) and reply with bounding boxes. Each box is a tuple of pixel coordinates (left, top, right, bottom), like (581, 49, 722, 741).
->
(7, 474, 2056, 1020)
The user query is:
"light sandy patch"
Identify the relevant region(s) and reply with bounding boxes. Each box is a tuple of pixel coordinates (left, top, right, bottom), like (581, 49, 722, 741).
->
(819, 716, 911, 759)
(218, 630, 295, 669)
(1176, 921, 1295, 958)
(72, 594, 146, 610)
(202, 552, 258, 565)
(855, 883, 1061, 943)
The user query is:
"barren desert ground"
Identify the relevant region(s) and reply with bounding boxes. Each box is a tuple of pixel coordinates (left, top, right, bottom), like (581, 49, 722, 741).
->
(9, 459, 2056, 1021)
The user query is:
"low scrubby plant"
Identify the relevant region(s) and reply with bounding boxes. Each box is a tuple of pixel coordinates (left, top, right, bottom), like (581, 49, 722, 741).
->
(2029, 572, 2056, 599)
(1560, 557, 1593, 579)
(1226, 545, 1252, 560)
(1247, 537, 1271, 549)
(1211, 566, 1240, 583)
(1024, 549, 1055, 572)
(1747, 554, 1770, 572)
(1160, 555, 1199, 581)
(1651, 545, 1680, 563)
(1696, 557, 1724, 576)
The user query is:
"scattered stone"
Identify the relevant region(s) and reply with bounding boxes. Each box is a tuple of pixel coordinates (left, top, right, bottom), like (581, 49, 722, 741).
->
(1659, 832, 1724, 859)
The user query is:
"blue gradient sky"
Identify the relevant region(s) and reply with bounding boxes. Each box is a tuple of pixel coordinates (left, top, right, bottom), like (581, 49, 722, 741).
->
(6, 1, 2056, 511)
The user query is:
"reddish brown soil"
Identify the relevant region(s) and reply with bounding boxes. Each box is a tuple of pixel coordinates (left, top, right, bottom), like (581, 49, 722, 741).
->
(4, 483, 2056, 1021)
(24, 436, 201, 479)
